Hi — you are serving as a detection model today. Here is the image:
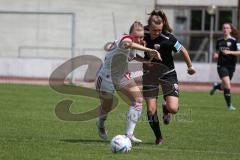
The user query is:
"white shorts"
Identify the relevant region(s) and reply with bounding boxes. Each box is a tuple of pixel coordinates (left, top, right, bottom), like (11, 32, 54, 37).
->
(95, 73, 135, 94)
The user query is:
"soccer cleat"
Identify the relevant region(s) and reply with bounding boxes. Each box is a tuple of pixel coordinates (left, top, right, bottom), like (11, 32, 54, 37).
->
(155, 138, 164, 145)
(126, 135, 142, 143)
(210, 82, 218, 95)
(228, 105, 236, 111)
(162, 104, 171, 125)
(96, 118, 108, 140)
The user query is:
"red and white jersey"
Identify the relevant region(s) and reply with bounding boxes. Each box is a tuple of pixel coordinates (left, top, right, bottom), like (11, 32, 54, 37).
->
(98, 35, 136, 85)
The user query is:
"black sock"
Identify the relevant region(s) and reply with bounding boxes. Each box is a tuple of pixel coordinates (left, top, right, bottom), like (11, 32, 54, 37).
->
(224, 88, 231, 107)
(147, 111, 162, 139)
(215, 83, 222, 90)
(162, 104, 170, 114)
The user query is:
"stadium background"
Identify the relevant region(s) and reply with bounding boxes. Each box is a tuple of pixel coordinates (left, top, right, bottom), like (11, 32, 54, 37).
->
(0, 0, 239, 86)
(0, 1, 240, 160)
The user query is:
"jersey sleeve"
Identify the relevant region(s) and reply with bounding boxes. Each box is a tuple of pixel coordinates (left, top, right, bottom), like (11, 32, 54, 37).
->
(169, 34, 183, 53)
(234, 39, 240, 51)
(117, 35, 133, 49)
(229, 38, 240, 51)
(237, 43, 240, 51)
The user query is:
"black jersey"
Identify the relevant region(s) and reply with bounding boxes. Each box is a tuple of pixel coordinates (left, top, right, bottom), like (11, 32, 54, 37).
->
(143, 29, 182, 71)
(216, 36, 238, 68)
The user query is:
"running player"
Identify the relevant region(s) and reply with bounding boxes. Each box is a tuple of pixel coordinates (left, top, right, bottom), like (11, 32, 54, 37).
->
(141, 10, 196, 145)
(210, 22, 240, 111)
(96, 21, 161, 143)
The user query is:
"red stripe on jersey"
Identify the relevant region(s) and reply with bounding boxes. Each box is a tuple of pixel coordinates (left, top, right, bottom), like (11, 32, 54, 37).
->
(119, 35, 133, 43)
(108, 41, 116, 50)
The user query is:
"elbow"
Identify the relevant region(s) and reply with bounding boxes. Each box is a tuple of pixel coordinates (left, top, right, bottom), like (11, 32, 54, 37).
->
(120, 41, 132, 49)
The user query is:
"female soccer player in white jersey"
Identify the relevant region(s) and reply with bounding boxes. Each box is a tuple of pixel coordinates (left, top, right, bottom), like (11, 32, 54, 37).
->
(96, 21, 161, 143)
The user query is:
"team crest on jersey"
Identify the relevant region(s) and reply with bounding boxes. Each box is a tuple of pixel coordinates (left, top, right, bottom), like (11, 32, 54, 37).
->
(227, 42, 232, 47)
(154, 44, 160, 50)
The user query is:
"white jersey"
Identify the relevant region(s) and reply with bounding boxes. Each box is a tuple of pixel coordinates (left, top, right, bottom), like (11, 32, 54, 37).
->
(98, 35, 136, 86)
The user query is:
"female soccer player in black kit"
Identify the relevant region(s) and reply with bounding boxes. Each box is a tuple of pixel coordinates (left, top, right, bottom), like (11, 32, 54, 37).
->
(136, 10, 196, 145)
(210, 23, 240, 111)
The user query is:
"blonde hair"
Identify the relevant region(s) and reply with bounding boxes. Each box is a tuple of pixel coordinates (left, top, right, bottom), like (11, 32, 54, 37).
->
(129, 21, 144, 34)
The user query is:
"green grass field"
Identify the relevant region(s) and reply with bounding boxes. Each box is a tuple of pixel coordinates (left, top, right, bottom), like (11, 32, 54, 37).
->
(0, 84, 240, 160)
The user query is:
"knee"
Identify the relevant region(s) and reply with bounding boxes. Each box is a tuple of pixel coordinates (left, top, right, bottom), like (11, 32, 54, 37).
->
(136, 97, 143, 104)
(222, 79, 231, 89)
(227, 86, 231, 90)
(167, 105, 179, 114)
(223, 84, 231, 90)
(145, 98, 157, 114)
(147, 105, 157, 114)
(132, 97, 143, 110)
(147, 108, 156, 114)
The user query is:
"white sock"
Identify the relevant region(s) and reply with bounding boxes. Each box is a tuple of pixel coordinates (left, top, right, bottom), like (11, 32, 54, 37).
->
(126, 105, 142, 136)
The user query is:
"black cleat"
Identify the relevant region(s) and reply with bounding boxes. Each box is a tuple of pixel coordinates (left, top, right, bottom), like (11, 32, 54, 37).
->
(155, 138, 164, 145)
(210, 82, 218, 95)
(162, 104, 171, 125)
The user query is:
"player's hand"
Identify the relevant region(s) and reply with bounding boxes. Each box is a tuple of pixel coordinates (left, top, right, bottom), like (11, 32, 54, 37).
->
(222, 50, 231, 55)
(148, 49, 162, 61)
(213, 53, 219, 59)
(187, 66, 196, 75)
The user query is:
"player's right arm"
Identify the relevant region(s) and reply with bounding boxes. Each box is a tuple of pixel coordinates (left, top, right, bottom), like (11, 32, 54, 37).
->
(213, 39, 220, 59)
(213, 52, 219, 59)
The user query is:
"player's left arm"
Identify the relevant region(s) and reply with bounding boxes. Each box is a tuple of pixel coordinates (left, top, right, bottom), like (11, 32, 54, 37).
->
(179, 46, 196, 75)
(223, 42, 240, 55)
(171, 34, 196, 75)
(223, 50, 240, 55)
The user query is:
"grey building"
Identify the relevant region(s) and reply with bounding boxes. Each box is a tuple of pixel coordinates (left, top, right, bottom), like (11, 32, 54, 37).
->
(156, 0, 239, 62)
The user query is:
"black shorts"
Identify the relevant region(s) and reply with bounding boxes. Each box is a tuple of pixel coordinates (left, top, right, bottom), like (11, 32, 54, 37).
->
(142, 70, 179, 99)
(217, 66, 235, 80)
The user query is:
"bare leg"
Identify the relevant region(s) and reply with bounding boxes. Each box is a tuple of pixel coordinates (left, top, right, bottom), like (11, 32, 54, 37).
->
(221, 76, 231, 89)
(96, 91, 114, 140)
(165, 96, 179, 114)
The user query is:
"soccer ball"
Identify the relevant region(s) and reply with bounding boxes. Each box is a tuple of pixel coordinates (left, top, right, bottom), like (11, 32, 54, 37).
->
(110, 135, 132, 153)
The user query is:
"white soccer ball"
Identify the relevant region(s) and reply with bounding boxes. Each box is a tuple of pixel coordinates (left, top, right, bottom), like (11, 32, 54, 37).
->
(110, 135, 132, 153)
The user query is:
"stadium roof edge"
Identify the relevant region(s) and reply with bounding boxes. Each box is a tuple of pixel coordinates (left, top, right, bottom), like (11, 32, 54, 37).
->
(155, 5, 238, 9)
(156, 0, 238, 7)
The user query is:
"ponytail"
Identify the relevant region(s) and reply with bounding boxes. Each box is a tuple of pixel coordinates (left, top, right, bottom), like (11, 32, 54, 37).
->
(147, 9, 173, 33)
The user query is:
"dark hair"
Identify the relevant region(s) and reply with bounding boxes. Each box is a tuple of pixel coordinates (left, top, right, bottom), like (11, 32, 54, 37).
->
(147, 9, 173, 33)
(223, 22, 240, 39)
(129, 21, 144, 34)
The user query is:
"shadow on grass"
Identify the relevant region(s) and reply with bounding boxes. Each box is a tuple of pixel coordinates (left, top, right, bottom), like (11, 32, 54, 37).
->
(61, 139, 110, 144)
(61, 139, 158, 146)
